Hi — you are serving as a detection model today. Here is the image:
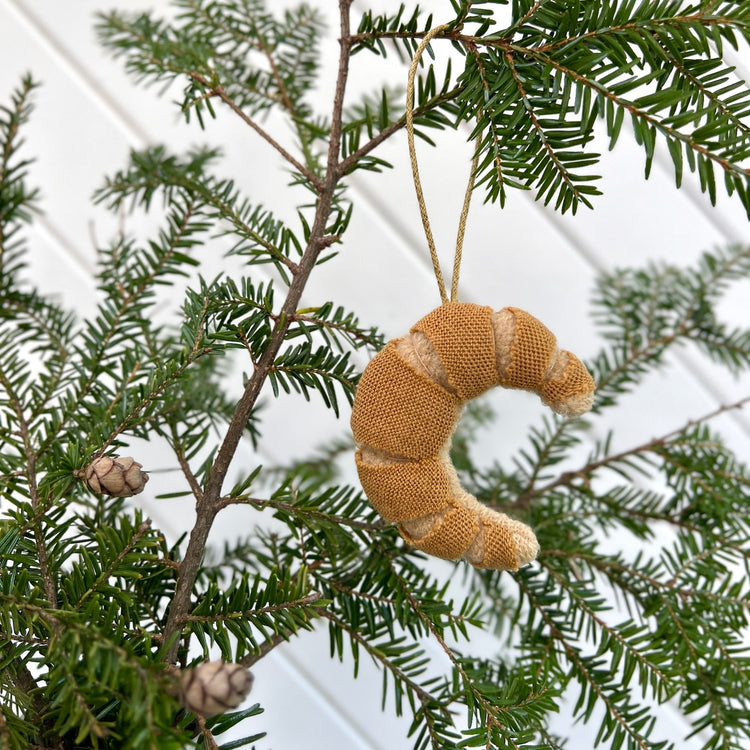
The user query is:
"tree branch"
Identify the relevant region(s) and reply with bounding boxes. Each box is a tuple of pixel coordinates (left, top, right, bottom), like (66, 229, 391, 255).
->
(516, 394, 750, 506)
(191, 75, 324, 193)
(336, 85, 463, 177)
(161, 0, 356, 664)
(0, 370, 58, 615)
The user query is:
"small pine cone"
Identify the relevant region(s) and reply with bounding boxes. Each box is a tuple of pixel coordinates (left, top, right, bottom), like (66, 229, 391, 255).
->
(179, 661, 254, 716)
(78, 456, 149, 497)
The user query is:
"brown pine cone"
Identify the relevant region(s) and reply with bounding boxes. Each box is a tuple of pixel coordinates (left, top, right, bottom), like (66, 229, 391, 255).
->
(77, 456, 149, 497)
(179, 661, 254, 716)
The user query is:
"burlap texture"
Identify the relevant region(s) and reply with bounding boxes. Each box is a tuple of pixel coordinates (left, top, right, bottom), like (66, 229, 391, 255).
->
(399, 503, 480, 561)
(411, 303, 498, 400)
(540, 351, 596, 413)
(351, 302, 596, 572)
(499, 307, 557, 392)
(350, 340, 460, 460)
(354, 452, 453, 522)
(473, 520, 519, 571)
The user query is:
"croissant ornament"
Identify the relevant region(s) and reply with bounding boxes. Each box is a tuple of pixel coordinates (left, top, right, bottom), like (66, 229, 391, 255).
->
(351, 303, 596, 571)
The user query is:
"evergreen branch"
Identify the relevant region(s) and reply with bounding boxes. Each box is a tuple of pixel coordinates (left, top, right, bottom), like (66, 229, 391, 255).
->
(591, 246, 750, 408)
(243, 8, 321, 176)
(578, 551, 750, 612)
(516, 574, 658, 750)
(527, 49, 750, 205)
(99, 5, 324, 189)
(409, 597, 522, 749)
(238, 631, 290, 668)
(513, 2, 544, 31)
(96, 344, 214, 456)
(589, 497, 750, 563)
(515, 417, 576, 504)
(5, 3, 750, 746)
(0, 368, 57, 614)
(325, 577, 483, 637)
(658, 50, 750, 141)
(534, 9, 750, 56)
(0, 291, 70, 363)
(74, 519, 152, 609)
(218, 493, 387, 532)
(336, 84, 463, 177)
(290, 306, 384, 351)
(1, 294, 74, 425)
(503, 49, 590, 209)
(167, 421, 205, 501)
(135, 287, 212, 501)
(385, 556, 545, 748)
(518, 395, 750, 504)
(541, 559, 673, 697)
(161, 0, 356, 664)
(0, 76, 40, 264)
(597, 556, 748, 746)
(317, 608, 449, 717)
(180, 591, 322, 624)
(268, 344, 357, 417)
(1, 642, 53, 738)
(469, 46, 509, 206)
(38, 199, 205, 454)
(189, 76, 323, 191)
(195, 715, 219, 750)
(98, 147, 304, 276)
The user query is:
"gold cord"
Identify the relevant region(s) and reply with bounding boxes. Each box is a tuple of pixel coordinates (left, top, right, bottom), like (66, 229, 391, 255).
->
(452, 148, 479, 302)
(405, 24, 478, 304)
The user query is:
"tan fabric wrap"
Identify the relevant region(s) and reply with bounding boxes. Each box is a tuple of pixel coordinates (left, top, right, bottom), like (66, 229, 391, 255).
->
(354, 452, 453, 522)
(541, 351, 596, 407)
(399, 503, 480, 561)
(474, 521, 520, 571)
(411, 303, 498, 400)
(350, 340, 460, 460)
(351, 303, 595, 572)
(499, 307, 557, 391)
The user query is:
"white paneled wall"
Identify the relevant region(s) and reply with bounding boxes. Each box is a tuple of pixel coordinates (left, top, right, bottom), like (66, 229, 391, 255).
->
(1, 0, 749, 747)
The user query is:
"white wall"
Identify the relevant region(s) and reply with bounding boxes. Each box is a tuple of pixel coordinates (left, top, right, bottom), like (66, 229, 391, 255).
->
(1, 0, 749, 747)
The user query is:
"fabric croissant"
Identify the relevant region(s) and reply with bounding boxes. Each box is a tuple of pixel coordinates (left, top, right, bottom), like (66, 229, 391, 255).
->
(350, 303, 596, 571)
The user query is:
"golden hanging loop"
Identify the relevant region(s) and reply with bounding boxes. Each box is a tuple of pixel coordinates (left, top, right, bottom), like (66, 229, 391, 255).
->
(405, 25, 480, 304)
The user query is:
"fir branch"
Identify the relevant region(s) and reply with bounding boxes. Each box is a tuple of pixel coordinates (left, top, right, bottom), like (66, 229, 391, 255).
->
(180, 591, 322, 625)
(531, 48, 750, 202)
(134, 286, 214, 501)
(541, 558, 674, 699)
(74, 519, 152, 609)
(518, 395, 750, 505)
(189, 76, 323, 191)
(161, 0, 357, 664)
(38, 198, 208, 454)
(0, 369, 57, 613)
(317, 608, 449, 716)
(97, 147, 304, 277)
(195, 715, 219, 750)
(4, 3, 750, 746)
(1, 643, 52, 738)
(503, 48, 592, 210)
(289, 305, 384, 351)
(467, 46, 509, 206)
(238, 631, 290, 668)
(336, 83, 463, 177)
(0, 75, 40, 265)
(385, 554, 546, 748)
(516, 572, 661, 750)
(218, 493, 387, 532)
